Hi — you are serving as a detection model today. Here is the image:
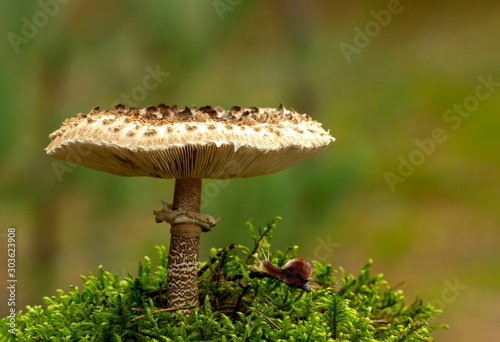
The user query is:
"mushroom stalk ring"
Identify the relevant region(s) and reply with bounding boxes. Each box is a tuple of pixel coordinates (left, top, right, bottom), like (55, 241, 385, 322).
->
(153, 201, 219, 232)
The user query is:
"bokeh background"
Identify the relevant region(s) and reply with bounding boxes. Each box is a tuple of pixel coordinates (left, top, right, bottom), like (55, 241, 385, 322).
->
(1, 1, 499, 340)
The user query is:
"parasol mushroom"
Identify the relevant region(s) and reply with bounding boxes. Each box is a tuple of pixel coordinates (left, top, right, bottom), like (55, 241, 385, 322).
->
(45, 104, 334, 308)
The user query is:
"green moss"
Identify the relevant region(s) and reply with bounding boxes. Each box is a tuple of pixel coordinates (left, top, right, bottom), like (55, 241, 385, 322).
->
(1, 218, 446, 341)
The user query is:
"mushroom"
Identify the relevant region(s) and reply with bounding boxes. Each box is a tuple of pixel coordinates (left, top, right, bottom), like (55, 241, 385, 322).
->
(45, 104, 334, 309)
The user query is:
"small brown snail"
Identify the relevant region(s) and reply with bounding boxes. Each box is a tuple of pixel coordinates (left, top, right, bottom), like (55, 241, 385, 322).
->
(261, 249, 312, 292)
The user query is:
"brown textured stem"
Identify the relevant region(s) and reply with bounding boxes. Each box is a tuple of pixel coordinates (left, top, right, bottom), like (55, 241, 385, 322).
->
(167, 178, 202, 308)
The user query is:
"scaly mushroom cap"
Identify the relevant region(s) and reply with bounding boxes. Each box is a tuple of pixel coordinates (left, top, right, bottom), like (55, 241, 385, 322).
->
(46, 105, 334, 179)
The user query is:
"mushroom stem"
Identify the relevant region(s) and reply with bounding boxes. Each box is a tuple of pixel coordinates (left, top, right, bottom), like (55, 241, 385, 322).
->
(167, 178, 202, 308)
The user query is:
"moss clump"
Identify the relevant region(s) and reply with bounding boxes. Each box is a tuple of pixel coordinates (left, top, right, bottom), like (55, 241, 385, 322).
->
(1, 218, 446, 341)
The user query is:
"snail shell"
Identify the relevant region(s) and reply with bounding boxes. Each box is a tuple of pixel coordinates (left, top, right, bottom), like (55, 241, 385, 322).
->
(262, 258, 312, 288)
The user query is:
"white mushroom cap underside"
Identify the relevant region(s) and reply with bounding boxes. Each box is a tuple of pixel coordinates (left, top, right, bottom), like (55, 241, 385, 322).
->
(46, 105, 334, 179)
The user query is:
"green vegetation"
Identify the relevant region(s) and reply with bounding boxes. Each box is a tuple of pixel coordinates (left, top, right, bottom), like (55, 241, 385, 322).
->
(1, 218, 445, 341)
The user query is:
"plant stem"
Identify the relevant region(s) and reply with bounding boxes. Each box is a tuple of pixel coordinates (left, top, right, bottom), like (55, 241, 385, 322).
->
(167, 178, 202, 308)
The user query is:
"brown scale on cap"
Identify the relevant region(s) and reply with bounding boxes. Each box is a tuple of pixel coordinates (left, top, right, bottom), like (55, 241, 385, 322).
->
(111, 125, 123, 133)
(76, 104, 313, 126)
(144, 128, 158, 136)
(102, 118, 116, 125)
(115, 103, 126, 111)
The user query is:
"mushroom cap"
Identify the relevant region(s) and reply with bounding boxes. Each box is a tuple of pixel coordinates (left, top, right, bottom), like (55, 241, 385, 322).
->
(46, 105, 334, 179)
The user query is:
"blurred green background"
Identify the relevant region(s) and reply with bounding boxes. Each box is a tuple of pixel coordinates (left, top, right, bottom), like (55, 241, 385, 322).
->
(1, 1, 499, 340)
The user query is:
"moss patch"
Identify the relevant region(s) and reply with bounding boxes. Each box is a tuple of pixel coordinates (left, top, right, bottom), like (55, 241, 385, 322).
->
(1, 218, 446, 341)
